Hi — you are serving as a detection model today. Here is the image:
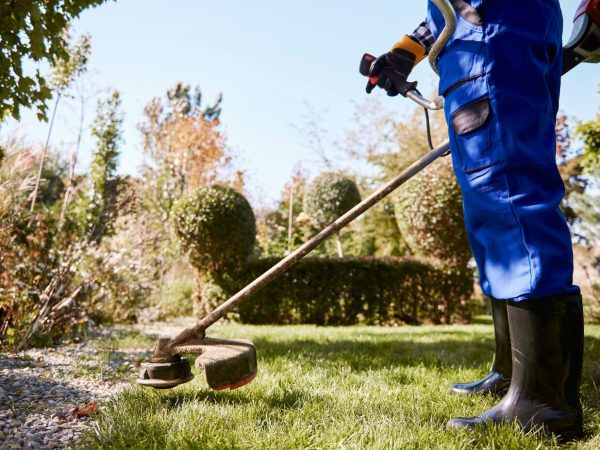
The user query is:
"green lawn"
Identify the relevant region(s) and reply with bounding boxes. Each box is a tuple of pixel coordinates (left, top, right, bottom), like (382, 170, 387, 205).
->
(82, 322, 600, 449)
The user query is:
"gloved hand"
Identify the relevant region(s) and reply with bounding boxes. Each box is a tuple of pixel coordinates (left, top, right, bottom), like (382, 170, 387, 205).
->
(366, 35, 426, 96)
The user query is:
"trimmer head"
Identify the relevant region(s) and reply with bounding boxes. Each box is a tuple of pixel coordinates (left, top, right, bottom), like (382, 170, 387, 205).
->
(136, 337, 257, 391)
(137, 353, 194, 389)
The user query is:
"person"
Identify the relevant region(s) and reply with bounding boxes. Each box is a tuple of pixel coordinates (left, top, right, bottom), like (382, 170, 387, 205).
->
(366, 0, 584, 440)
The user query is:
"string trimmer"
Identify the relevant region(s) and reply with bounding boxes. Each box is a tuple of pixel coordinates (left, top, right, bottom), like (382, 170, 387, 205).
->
(137, 0, 600, 391)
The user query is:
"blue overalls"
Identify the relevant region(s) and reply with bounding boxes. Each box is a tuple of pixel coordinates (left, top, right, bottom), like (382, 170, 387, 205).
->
(426, 0, 580, 300)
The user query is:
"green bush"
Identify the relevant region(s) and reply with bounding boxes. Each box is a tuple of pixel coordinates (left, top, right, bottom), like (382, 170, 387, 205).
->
(207, 256, 474, 325)
(194, 272, 231, 316)
(303, 173, 361, 229)
(394, 157, 471, 266)
(157, 277, 194, 320)
(584, 282, 600, 324)
(173, 185, 256, 273)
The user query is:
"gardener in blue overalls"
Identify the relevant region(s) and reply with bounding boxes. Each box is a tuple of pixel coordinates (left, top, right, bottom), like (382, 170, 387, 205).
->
(366, 0, 584, 439)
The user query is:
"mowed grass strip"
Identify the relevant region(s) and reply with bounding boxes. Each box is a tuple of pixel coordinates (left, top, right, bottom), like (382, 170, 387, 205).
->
(82, 323, 600, 449)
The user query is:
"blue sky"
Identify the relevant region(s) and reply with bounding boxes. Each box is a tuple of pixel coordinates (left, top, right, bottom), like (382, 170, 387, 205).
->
(5, 0, 599, 206)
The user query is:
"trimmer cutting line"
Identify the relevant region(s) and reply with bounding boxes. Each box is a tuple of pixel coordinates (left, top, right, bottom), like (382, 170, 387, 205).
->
(137, 0, 600, 391)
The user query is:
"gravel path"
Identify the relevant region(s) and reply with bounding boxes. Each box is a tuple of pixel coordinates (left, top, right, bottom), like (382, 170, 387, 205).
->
(0, 331, 157, 449)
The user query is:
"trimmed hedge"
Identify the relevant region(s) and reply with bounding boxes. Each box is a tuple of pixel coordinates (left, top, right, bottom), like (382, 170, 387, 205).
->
(206, 256, 474, 325)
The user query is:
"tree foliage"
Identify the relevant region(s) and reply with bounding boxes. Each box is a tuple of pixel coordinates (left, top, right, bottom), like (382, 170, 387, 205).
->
(394, 156, 470, 267)
(577, 100, 600, 172)
(173, 185, 256, 273)
(303, 172, 361, 257)
(0, 90, 137, 348)
(29, 32, 92, 213)
(342, 99, 469, 266)
(0, 1, 108, 120)
(568, 102, 600, 247)
(139, 82, 239, 222)
(303, 172, 361, 229)
(346, 202, 408, 257)
(256, 167, 310, 257)
(78, 90, 124, 244)
(556, 109, 600, 245)
(340, 100, 449, 257)
(137, 84, 243, 316)
(48, 32, 91, 92)
(344, 100, 448, 185)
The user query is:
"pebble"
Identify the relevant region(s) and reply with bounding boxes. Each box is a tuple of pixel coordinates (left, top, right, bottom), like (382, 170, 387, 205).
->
(0, 334, 150, 449)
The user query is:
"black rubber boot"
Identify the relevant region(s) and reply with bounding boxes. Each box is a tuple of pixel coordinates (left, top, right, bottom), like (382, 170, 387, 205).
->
(450, 299, 511, 396)
(447, 294, 584, 441)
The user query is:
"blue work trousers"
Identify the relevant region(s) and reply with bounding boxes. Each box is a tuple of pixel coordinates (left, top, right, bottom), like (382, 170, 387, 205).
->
(427, 0, 580, 300)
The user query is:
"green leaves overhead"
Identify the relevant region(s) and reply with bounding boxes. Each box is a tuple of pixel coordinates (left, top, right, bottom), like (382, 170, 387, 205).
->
(0, 1, 109, 120)
(49, 32, 91, 91)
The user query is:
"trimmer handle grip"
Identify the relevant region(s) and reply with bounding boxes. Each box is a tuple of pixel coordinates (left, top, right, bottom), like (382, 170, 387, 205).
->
(359, 53, 378, 84)
(359, 53, 419, 97)
(359, 53, 443, 110)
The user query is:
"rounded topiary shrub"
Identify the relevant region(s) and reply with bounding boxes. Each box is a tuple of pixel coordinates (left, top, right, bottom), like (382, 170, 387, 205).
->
(394, 157, 471, 266)
(303, 172, 361, 256)
(303, 172, 361, 228)
(173, 185, 256, 273)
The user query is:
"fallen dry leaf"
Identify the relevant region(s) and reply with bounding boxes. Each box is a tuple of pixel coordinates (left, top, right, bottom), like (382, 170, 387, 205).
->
(71, 401, 99, 418)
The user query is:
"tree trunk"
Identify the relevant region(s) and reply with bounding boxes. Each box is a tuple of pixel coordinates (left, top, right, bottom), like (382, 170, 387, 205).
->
(286, 186, 294, 254)
(30, 92, 61, 212)
(60, 92, 85, 224)
(335, 232, 344, 258)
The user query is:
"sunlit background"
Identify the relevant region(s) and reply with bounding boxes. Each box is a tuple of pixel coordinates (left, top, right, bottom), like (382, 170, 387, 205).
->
(3, 0, 598, 206)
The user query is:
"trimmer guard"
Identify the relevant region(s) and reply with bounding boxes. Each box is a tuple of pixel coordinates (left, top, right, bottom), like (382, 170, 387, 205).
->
(176, 337, 258, 390)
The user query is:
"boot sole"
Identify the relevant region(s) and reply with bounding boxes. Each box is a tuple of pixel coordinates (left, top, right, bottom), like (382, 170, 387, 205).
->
(551, 422, 584, 443)
(447, 417, 584, 443)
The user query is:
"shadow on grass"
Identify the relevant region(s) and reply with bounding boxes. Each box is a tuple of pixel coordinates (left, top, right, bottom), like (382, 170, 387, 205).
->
(252, 335, 497, 371)
(251, 334, 600, 415)
(160, 388, 252, 407)
(250, 331, 600, 373)
(153, 384, 319, 412)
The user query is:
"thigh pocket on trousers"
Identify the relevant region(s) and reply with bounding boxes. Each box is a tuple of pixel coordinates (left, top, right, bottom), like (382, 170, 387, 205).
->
(444, 76, 500, 173)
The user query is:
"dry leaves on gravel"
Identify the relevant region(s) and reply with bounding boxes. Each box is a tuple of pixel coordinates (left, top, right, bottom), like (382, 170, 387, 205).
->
(71, 401, 99, 418)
